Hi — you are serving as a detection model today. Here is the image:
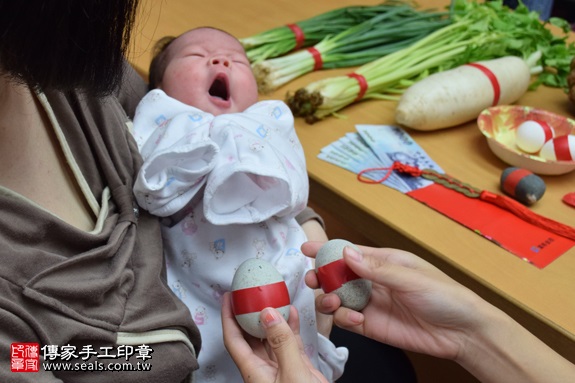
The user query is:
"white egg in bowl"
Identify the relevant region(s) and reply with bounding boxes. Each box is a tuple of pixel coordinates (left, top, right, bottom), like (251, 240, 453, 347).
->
(477, 105, 575, 175)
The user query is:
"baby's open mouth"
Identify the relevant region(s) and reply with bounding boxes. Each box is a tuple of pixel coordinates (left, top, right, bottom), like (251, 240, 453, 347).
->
(209, 76, 229, 101)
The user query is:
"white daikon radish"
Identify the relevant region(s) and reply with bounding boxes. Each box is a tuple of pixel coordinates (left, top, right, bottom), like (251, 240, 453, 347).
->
(395, 55, 534, 131)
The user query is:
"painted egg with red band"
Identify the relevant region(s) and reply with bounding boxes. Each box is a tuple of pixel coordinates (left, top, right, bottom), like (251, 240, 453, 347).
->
(231, 258, 290, 338)
(315, 239, 371, 311)
(516, 120, 555, 153)
(539, 135, 575, 162)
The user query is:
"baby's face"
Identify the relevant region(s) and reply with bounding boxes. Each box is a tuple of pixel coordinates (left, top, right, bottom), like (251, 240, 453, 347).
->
(160, 28, 258, 115)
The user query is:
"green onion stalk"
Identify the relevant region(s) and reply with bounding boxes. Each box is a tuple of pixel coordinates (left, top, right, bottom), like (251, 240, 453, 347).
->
(240, 2, 423, 63)
(253, 4, 451, 94)
(286, 0, 575, 124)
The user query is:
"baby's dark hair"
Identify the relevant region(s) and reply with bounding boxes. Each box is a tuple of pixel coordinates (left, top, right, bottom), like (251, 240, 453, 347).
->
(148, 35, 177, 90)
(148, 27, 243, 90)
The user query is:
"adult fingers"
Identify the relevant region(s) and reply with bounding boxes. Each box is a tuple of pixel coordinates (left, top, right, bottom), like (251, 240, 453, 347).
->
(305, 242, 438, 290)
(285, 305, 302, 338)
(301, 241, 325, 259)
(260, 306, 309, 369)
(221, 292, 256, 366)
(304, 269, 320, 289)
(313, 292, 342, 315)
(332, 306, 366, 333)
(342, 246, 440, 291)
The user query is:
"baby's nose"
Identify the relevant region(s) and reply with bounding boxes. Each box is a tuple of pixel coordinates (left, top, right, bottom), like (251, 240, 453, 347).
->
(210, 56, 230, 67)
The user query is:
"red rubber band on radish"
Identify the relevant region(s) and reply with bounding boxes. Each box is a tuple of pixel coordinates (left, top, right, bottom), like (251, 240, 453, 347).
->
(466, 62, 501, 106)
(231, 281, 290, 315)
(554, 135, 573, 161)
(502, 168, 531, 196)
(316, 258, 361, 293)
(348, 73, 368, 101)
(286, 24, 305, 50)
(307, 47, 323, 71)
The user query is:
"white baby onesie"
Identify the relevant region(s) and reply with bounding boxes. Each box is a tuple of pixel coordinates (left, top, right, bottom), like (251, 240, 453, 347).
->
(132, 90, 348, 383)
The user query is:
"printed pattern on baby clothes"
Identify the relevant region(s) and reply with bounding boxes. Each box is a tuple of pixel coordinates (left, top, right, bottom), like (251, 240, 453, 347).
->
(132, 90, 347, 383)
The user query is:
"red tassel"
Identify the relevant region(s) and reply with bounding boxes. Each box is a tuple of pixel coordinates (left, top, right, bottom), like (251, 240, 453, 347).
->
(358, 162, 575, 241)
(480, 191, 575, 241)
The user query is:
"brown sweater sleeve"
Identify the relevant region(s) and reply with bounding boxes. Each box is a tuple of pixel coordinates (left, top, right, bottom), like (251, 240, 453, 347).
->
(295, 206, 325, 229)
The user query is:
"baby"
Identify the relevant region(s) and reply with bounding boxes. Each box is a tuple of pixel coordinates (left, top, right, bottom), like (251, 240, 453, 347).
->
(131, 27, 347, 383)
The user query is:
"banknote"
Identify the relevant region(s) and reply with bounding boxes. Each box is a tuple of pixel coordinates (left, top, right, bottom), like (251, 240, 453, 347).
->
(318, 124, 443, 193)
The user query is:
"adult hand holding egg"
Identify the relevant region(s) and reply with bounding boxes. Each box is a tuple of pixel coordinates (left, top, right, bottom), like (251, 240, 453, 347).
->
(302, 241, 478, 360)
(314, 239, 371, 311)
(225, 242, 575, 383)
(222, 292, 329, 383)
(231, 258, 291, 338)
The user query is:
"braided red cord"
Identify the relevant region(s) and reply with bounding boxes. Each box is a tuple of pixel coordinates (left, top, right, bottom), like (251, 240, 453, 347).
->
(357, 161, 422, 184)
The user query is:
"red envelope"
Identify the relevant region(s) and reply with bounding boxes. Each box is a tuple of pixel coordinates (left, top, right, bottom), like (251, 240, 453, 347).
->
(407, 183, 575, 268)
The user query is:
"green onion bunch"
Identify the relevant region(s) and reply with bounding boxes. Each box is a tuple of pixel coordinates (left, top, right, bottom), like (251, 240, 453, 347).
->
(287, 0, 575, 123)
(240, 2, 415, 63)
(253, 3, 450, 94)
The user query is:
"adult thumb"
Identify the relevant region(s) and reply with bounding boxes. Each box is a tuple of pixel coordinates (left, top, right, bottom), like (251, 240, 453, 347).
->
(341, 246, 374, 279)
(343, 245, 424, 290)
(260, 307, 304, 365)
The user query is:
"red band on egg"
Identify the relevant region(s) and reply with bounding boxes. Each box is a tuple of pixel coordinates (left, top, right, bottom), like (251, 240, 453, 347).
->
(286, 24, 305, 51)
(502, 168, 532, 196)
(348, 73, 368, 102)
(317, 258, 361, 293)
(466, 63, 501, 106)
(554, 136, 573, 161)
(307, 47, 323, 71)
(538, 121, 554, 142)
(231, 281, 290, 315)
